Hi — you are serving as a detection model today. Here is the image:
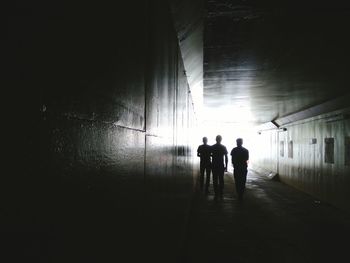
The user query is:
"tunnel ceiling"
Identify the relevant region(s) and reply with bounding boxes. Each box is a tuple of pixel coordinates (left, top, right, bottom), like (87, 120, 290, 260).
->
(204, 0, 350, 124)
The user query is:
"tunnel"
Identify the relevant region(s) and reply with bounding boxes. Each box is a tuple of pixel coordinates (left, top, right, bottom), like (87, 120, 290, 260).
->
(4, 0, 350, 262)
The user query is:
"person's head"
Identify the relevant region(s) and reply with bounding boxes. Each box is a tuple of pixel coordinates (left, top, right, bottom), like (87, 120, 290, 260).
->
(236, 138, 243, 147)
(216, 135, 222, 144)
(202, 137, 208, 144)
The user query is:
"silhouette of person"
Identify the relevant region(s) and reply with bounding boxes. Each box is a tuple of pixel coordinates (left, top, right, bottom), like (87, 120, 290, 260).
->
(197, 137, 211, 194)
(211, 135, 228, 199)
(230, 138, 249, 201)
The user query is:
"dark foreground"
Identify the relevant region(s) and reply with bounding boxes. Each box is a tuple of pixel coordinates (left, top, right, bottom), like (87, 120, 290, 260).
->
(182, 170, 350, 263)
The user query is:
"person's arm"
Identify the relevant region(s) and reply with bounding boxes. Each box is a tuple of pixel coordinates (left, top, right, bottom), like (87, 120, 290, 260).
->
(224, 154, 228, 172)
(197, 146, 200, 157)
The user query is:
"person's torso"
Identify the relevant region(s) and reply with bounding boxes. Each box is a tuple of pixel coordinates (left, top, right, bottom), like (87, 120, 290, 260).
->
(211, 144, 227, 167)
(198, 144, 211, 163)
(231, 147, 248, 168)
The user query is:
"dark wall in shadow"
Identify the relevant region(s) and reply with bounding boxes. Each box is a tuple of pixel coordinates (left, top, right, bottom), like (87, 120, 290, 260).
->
(4, 1, 198, 262)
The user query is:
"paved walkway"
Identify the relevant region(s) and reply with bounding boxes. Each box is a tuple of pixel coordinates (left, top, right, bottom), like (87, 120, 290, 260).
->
(183, 170, 350, 263)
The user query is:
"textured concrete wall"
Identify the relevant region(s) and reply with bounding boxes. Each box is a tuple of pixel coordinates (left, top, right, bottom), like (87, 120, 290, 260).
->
(252, 109, 350, 212)
(6, 1, 197, 262)
(144, 2, 197, 260)
(169, 0, 204, 114)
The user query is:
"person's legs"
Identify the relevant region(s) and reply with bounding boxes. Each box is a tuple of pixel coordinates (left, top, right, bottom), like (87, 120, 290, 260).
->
(234, 170, 242, 200)
(218, 171, 224, 197)
(199, 164, 205, 190)
(238, 175, 244, 199)
(240, 169, 247, 196)
(204, 166, 211, 193)
(234, 168, 247, 200)
(212, 169, 218, 196)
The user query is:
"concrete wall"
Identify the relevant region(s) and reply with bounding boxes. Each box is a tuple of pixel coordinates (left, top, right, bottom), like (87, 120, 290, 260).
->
(169, 0, 204, 115)
(5, 1, 198, 262)
(251, 130, 278, 176)
(145, 2, 198, 261)
(252, 109, 350, 212)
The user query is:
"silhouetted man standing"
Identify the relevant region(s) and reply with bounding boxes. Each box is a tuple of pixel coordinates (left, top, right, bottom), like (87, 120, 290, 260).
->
(231, 138, 249, 201)
(197, 137, 211, 193)
(211, 135, 228, 200)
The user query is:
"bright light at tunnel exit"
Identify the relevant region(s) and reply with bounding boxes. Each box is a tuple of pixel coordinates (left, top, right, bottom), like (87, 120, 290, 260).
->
(193, 120, 257, 173)
(195, 104, 256, 148)
(189, 86, 259, 171)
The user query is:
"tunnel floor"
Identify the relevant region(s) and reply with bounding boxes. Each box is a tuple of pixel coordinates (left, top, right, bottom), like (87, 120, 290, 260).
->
(182, 170, 350, 263)
(4, 170, 350, 262)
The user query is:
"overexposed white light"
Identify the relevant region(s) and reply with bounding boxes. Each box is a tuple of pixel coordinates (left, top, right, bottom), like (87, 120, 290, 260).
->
(196, 121, 254, 146)
(202, 104, 254, 123)
(193, 105, 257, 172)
(190, 80, 204, 120)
